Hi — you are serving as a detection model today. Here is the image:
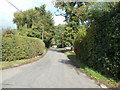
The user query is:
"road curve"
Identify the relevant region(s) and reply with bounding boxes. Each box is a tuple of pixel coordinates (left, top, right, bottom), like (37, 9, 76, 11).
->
(1, 49, 99, 88)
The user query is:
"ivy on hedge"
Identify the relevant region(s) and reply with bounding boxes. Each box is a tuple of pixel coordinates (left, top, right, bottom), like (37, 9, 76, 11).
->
(2, 35, 45, 61)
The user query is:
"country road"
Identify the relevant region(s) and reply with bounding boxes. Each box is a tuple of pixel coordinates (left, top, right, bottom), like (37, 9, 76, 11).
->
(0, 49, 99, 88)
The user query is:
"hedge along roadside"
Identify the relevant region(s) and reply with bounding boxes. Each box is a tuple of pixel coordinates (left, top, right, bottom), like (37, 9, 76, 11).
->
(74, 3, 120, 81)
(2, 35, 45, 61)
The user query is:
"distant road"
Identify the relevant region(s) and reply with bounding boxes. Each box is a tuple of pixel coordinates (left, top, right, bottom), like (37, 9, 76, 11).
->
(1, 49, 98, 88)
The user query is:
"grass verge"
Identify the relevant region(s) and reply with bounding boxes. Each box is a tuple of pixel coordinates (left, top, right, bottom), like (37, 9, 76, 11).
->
(65, 51, 119, 88)
(0, 48, 47, 70)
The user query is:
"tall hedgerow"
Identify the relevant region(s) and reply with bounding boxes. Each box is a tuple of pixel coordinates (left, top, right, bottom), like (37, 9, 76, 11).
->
(74, 2, 120, 80)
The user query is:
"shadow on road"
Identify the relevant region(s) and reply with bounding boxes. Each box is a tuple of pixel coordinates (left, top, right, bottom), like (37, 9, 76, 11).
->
(67, 54, 86, 69)
(50, 48, 79, 68)
(59, 59, 76, 67)
(58, 58, 79, 68)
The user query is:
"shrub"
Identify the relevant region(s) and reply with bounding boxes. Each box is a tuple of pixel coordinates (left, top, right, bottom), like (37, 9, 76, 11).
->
(74, 3, 120, 80)
(74, 26, 87, 56)
(2, 35, 45, 61)
(3, 30, 16, 36)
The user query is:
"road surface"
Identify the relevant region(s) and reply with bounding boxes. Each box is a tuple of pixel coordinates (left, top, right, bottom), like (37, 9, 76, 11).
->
(0, 49, 99, 88)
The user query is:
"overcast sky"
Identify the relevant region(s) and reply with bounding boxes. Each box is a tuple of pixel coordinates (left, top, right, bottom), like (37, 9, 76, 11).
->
(0, 0, 65, 29)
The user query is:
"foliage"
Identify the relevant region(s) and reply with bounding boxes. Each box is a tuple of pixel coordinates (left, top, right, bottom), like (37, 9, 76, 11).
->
(2, 35, 45, 61)
(54, 2, 117, 47)
(13, 5, 55, 48)
(74, 25, 87, 55)
(54, 2, 89, 46)
(74, 2, 120, 81)
(54, 24, 74, 47)
(53, 24, 66, 47)
(54, 24, 78, 47)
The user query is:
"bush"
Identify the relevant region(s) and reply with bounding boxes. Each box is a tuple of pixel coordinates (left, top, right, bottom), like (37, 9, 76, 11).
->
(74, 3, 120, 81)
(2, 35, 45, 61)
(74, 26, 87, 56)
(3, 29, 17, 36)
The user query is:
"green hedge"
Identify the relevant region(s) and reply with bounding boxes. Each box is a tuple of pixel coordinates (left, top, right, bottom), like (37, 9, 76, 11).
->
(74, 3, 120, 81)
(2, 35, 45, 61)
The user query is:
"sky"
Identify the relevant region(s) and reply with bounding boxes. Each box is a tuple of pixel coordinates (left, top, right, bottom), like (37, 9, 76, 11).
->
(0, 0, 65, 29)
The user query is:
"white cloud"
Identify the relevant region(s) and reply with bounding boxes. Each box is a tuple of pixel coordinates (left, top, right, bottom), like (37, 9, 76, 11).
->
(53, 15, 66, 26)
(0, 0, 17, 29)
(0, 0, 65, 29)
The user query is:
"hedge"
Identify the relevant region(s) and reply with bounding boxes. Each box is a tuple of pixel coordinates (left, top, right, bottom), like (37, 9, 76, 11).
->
(2, 35, 45, 61)
(74, 3, 120, 81)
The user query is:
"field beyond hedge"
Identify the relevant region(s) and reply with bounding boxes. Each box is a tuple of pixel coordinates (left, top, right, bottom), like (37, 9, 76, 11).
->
(2, 35, 45, 61)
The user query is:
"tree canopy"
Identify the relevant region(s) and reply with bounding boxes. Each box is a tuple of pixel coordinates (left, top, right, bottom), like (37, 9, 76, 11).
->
(13, 5, 55, 48)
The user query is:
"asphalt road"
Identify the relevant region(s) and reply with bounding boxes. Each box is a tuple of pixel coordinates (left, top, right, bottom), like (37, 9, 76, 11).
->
(0, 49, 99, 88)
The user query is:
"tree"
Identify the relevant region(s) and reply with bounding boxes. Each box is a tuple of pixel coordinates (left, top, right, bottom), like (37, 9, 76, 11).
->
(54, 2, 117, 46)
(13, 5, 55, 48)
(53, 24, 66, 47)
(54, 2, 90, 46)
